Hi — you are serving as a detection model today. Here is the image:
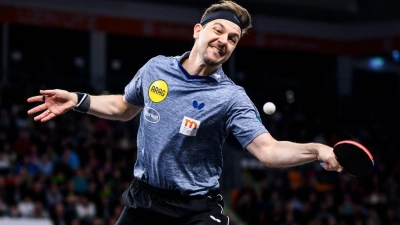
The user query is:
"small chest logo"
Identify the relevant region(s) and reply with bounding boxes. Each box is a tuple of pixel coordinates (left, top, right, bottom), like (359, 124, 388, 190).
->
(179, 116, 201, 136)
(148, 80, 168, 103)
(193, 100, 205, 110)
(143, 107, 160, 123)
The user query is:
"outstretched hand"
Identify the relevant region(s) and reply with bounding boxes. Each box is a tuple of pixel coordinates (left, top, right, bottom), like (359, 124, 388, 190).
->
(27, 89, 77, 122)
(317, 145, 343, 172)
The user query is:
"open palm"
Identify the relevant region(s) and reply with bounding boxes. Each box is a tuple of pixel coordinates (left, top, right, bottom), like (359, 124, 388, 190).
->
(27, 89, 77, 122)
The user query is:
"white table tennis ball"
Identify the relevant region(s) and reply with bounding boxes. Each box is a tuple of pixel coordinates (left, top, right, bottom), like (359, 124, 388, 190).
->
(263, 102, 276, 115)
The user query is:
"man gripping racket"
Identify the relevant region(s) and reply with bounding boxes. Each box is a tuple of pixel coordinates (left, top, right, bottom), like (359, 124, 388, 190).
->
(27, 1, 343, 224)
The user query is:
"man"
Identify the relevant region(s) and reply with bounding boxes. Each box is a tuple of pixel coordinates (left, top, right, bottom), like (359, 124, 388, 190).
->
(27, 1, 342, 224)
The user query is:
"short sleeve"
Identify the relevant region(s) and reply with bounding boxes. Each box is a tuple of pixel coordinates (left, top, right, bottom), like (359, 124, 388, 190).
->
(123, 60, 152, 107)
(225, 88, 268, 149)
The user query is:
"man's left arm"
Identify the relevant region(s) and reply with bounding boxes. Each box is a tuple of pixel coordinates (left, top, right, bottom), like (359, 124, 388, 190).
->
(246, 133, 342, 171)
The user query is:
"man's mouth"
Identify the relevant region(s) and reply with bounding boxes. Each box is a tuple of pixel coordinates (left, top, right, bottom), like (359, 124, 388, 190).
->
(210, 45, 223, 56)
(212, 46, 220, 53)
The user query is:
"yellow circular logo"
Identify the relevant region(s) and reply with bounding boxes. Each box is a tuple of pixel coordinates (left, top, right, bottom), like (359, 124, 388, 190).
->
(148, 80, 168, 103)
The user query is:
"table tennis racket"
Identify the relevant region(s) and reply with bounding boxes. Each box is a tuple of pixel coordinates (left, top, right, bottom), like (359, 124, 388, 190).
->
(333, 140, 375, 177)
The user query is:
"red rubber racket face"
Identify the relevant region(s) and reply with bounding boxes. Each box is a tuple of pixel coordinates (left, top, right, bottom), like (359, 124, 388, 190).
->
(333, 140, 374, 177)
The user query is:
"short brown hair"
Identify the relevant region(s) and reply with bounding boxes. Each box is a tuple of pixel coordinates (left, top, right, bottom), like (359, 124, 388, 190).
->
(201, 0, 252, 35)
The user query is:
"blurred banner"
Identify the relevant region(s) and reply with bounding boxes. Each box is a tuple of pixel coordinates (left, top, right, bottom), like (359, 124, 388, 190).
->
(0, 218, 52, 225)
(241, 0, 358, 12)
(0, 2, 399, 55)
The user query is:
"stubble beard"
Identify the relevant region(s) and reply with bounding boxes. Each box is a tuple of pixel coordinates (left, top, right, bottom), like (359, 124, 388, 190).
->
(203, 53, 220, 66)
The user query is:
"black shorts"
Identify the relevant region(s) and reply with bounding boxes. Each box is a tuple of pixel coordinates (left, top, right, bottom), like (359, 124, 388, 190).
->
(115, 179, 229, 225)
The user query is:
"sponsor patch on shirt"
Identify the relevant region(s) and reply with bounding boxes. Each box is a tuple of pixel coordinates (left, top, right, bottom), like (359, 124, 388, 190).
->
(148, 80, 168, 103)
(143, 107, 160, 123)
(192, 100, 205, 110)
(179, 116, 201, 136)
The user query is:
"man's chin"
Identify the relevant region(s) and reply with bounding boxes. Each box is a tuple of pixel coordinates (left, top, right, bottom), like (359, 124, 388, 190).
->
(204, 55, 224, 66)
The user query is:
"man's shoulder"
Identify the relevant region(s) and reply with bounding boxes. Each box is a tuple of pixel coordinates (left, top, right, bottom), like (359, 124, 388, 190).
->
(219, 76, 244, 91)
(216, 78, 248, 101)
(149, 55, 174, 63)
(150, 52, 188, 63)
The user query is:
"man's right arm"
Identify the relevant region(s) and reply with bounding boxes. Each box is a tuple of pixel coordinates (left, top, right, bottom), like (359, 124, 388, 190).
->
(27, 89, 142, 122)
(87, 94, 143, 121)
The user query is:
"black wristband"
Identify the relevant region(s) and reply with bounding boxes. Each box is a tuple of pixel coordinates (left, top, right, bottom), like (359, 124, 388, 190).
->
(73, 92, 91, 113)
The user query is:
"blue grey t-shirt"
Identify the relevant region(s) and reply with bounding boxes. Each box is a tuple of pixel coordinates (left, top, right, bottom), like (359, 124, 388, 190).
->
(124, 52, 268, 196)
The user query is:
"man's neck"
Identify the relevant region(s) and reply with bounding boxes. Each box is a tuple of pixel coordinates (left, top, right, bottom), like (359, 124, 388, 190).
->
(181, 52, 220, 77)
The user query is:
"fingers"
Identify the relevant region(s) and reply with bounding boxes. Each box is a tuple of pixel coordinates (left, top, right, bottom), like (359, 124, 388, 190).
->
(27, 90, 55, 103)
(27, 95, 45, 103)
(27, 103, 47, 115)
(33, 109, 55, 122)
(40, 111, 56, 122)
(40, 89, 56, 96)
(320, 161, 343, 172)
(27, 90, 59, 123)
(33, 110, 48, 121)
(328, 157, 342, 171)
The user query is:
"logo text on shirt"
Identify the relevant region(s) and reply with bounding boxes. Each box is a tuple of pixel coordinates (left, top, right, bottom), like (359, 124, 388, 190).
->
(179, 116, 201, 136)
(148, 80, 168, 103)
(144, 107, 160, 123)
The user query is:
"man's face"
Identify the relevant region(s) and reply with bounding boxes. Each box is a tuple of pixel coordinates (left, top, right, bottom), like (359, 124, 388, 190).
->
(194, 19, 241, 66)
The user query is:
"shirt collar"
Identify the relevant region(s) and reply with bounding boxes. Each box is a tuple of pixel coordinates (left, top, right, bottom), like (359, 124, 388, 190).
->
(174, 51, 225, 83)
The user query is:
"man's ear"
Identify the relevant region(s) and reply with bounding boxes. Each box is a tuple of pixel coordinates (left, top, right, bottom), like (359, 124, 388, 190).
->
(193, 23, 202, 39)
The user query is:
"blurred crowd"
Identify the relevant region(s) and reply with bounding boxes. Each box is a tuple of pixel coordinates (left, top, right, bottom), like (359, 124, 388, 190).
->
(0, 82, 139, 225)
(0, 79, 399, 225)
(229, 99, 400, 225)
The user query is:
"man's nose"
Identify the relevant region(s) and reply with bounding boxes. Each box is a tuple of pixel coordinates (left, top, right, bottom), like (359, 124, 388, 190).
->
(218, 34, 228, 45)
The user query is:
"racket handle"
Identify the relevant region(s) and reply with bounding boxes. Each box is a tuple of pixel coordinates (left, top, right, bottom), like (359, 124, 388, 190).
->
(319, 162, 324, 167)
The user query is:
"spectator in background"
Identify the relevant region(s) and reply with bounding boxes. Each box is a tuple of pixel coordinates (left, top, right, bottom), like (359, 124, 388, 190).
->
(8, 173, 29, 204)
(86, 148, 101, 170)
(17, 196, 35, 217)
(86, 180, 99, 203)
(51, 170, 67, 186)
(36, 153, 55, 175)
(75, 195, 96, 225)
(0, 198, 8, 217)
(32, 201, 49, 218)
(92, 217, 105, 225)
(44, 144, 59, 164)
(28, 144, 40, 164)
(0, 109, 11, 129)
(62, 148, 80, 171)
(64, 194, 78, 222)
(28, 180, 47, 204)
(72, 168, 89, 194)
(14, 155, 39, 176)
(97, 196, 113, 221)
(0, 151, 11, 175)
(11, 130, 32, 157)
(50, 202, 69, 225)
(1, 142, 17, 168)
(46, 183, 63, 208)
(7, 203, 22, 218)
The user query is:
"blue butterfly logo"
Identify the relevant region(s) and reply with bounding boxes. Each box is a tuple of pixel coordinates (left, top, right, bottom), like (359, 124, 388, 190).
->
(193, 100, 205, 110)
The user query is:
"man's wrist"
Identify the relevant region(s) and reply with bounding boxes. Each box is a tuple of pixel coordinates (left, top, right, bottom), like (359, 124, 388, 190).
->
(73, 92, 91, 113)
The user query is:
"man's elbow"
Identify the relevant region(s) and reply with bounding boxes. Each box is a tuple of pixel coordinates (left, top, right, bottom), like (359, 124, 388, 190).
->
(120, 115, 134, 121)
(116, 110, 135, 121)
(257, 148, 276, 168)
